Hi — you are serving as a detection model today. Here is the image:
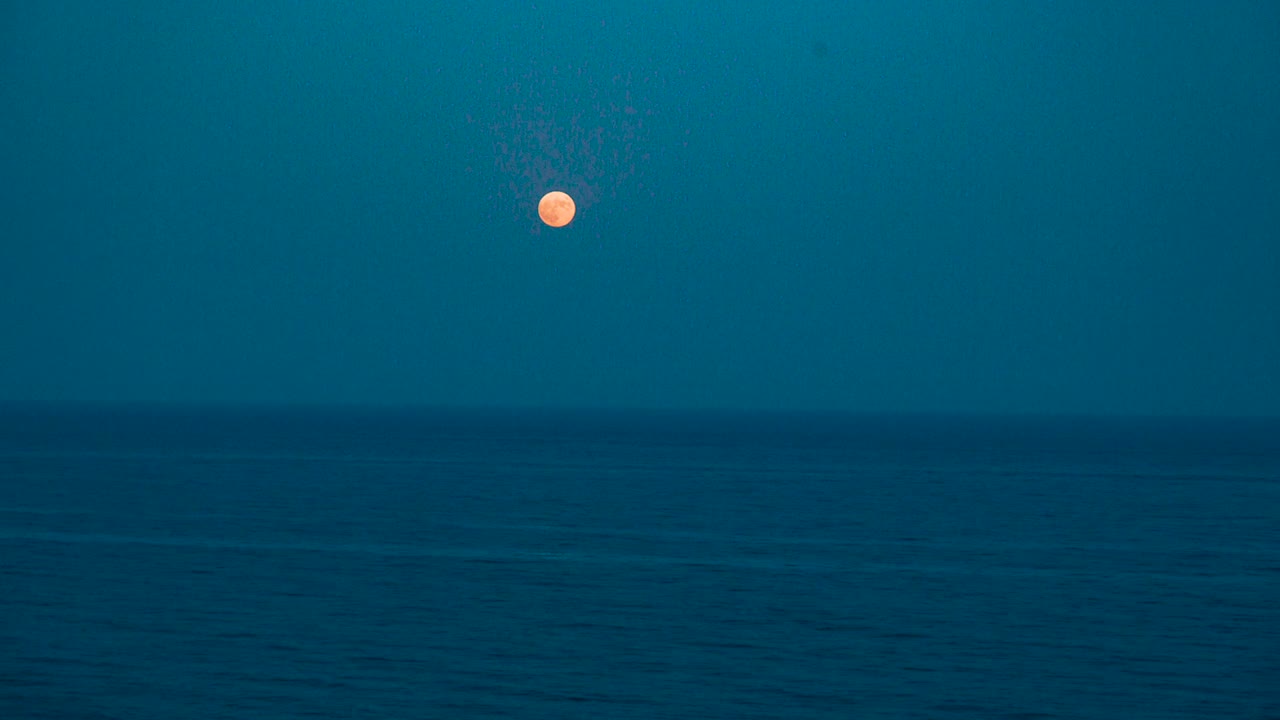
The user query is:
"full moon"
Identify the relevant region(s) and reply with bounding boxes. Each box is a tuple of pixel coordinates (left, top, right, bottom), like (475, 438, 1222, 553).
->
(538, 191, 576, 228)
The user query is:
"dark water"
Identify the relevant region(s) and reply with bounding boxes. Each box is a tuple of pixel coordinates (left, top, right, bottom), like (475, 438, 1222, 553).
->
(1, 407, 1277, 719)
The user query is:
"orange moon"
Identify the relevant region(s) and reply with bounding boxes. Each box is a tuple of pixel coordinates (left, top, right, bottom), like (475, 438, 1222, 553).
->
(537, 191, 576, 228)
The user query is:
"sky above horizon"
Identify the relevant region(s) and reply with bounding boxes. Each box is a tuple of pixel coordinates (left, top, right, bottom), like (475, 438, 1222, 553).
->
(2, 1, 1278, 416)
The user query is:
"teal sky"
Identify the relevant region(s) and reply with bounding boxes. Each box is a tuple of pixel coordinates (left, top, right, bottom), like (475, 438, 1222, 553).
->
(2, 1, 1277, 415)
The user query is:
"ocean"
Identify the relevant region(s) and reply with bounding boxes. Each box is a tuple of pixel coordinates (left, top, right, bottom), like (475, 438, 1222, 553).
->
(1, 407, 1276, 719)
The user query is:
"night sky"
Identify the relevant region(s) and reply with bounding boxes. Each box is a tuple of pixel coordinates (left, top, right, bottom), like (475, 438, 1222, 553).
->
(2, 2, 1277, 415)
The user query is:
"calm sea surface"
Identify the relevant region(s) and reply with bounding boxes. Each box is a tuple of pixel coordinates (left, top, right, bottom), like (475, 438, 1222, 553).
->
(1, 407, 1277, 719)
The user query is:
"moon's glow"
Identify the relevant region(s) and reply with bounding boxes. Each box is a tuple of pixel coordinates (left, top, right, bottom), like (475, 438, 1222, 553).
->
(473, 62, 667, 229)
(538, 191, 576, 227)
